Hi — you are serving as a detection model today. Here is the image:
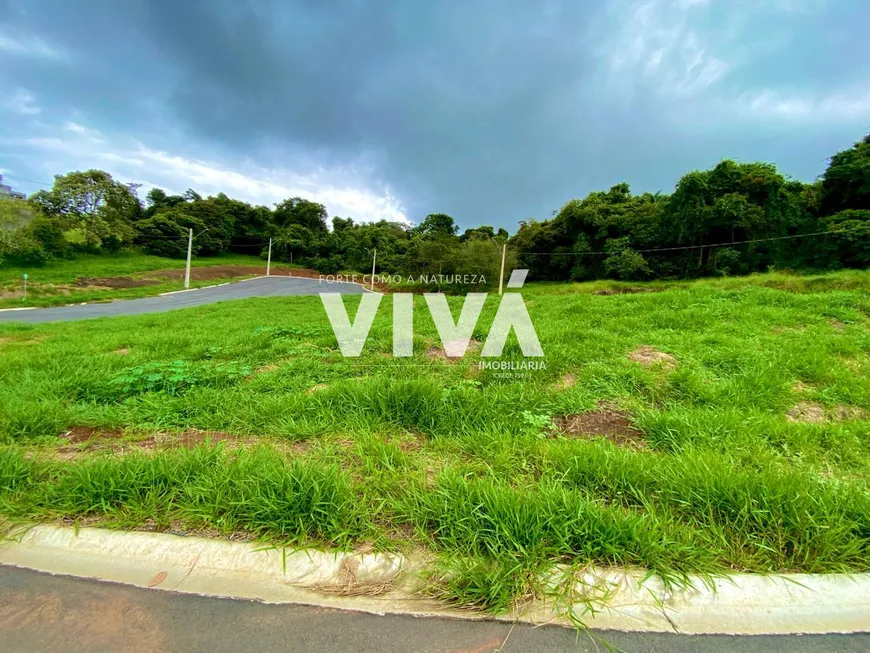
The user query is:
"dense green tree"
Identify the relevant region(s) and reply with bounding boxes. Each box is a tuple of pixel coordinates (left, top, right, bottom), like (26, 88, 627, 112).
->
(414, 213, 458, 239)
(143, 188, 186, 218)
(819, 209, 870, 268)
(274, 198, 328, 233)
(133, 212, 200, 258)
(820, 133, 870, 216)
(0, 199, 63, 264)
(28, 170, 139, 246)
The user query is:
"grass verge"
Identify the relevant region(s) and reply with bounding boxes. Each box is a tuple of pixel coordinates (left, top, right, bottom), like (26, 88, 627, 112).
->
(1, 269, 869, 613)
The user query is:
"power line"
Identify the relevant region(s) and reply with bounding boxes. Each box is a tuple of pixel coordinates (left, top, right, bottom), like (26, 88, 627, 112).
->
(0, 173, 54, 188)
(516, 228, 859, 257)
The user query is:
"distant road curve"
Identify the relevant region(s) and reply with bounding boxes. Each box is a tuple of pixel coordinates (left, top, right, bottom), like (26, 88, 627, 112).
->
(0, 276, 369, 324)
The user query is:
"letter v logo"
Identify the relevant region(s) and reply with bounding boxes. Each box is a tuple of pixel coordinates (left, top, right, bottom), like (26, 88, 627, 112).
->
(319, 294, 382, 356)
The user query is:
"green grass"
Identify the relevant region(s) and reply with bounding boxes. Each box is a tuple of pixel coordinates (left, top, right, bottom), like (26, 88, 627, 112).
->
(524, 268, 870, 295)
(0, 250, 300, 308)
(1, 269, 869, 613)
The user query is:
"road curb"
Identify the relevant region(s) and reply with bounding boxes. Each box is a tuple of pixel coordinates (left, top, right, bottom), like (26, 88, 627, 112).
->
(1, 524, 868, 634)
(159, 278, 265, 296)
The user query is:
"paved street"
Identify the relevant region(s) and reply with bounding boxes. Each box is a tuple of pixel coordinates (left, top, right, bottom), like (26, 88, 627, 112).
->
(0, 276, 368, 324)
(0, 566, 867, 653)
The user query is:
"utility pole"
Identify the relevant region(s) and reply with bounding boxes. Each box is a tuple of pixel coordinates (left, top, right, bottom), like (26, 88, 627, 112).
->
(370, 248, 377, 291)
(183, 228, 208, 290)
(184, 228, 193, 290)
(266, 238, 272, 277)
(498, 242, 506, 295)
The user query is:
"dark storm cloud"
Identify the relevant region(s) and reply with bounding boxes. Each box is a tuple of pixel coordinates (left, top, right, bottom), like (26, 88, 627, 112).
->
(132, 0, 608, 223)
(3, 0, 870, 228)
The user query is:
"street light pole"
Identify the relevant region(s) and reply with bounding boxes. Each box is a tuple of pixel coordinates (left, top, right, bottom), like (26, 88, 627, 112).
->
(183, 228, 209, 290)
(266, 238, 272, 277)
(498, 242, 506, 296)
(184, 228, 193, 290)
(491, 238, 507, 296)
(370, 248, 377, 291)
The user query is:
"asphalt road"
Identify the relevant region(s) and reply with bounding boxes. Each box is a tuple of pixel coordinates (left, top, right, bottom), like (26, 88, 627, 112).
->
(0, 276, 368, 324)
(0, 567, 867, 653)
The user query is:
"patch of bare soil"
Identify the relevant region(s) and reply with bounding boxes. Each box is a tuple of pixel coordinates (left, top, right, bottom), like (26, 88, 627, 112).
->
(426, 346, 449, 360)
(306, 383, 329, 394)
(280, 268, 321, 279)
(554, 373, 577, 390)
(592, 287, 664, 296)
(61, 425, 125, 444)
(553, 404, 646, 449)
(112, 348, 130, 356)
(628, 346, 677, 369)
(427, 339, 482, 360)
(145, 265, 317, 282)
(786, 402, 826, 423)
(74, 277, 161, 289)
(163, 430, 245, 449)
(58, 426, 250, 455)
(832, 405, 867, 421)
(395, 432, 426, 453)
(787, 402, 867, 423)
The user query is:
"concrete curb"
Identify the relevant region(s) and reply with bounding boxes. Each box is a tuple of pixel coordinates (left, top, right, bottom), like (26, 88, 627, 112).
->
(159, 277, 265, 296)
(1, 525, 869, 634)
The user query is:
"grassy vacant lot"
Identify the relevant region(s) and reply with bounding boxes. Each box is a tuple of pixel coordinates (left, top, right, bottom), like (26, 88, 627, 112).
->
(1, 271, 869, 612)
(0, 251, 290, 308)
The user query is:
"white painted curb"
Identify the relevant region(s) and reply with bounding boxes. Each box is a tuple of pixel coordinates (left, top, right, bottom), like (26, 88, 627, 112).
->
(159, 277, 266, 296)
(0, 306, 38, 312)
(1, 525, 868, 634)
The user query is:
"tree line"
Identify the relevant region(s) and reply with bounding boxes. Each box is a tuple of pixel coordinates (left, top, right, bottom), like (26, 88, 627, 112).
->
(1, 130, 867, 282)
(514, 132, 870, 280)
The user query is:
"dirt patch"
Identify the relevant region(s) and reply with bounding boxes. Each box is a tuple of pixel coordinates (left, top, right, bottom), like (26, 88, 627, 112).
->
(426, 339, 482, 360)
(426, 346, 449, 359)
(832, 405, 867, 421)
(74, 277, 161, 289)
(289, 439, 313, 455)
(592, 287, 664, 296)
(786, 402, 826, 423)
(830, 319, 846, 330)
(306, 383, 329, 394)
(144, 265, 282, 281)
(58, 426, 250, 455)
(791, 381, 812, 393)
(163, 430, 244, 449)
(553, 404, 645, 448)
(554, 373, 577, 390)
(61, 426, 125, 444)
(787, 402, 867, 423)
(280, 268, 321, 279)
(628, 346, 677, 369)
(112, 348, 130, 356)
(395, 432, 426, 453)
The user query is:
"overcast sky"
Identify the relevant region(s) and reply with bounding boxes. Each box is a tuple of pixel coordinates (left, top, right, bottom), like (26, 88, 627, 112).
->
(1, 0, 868, 231)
